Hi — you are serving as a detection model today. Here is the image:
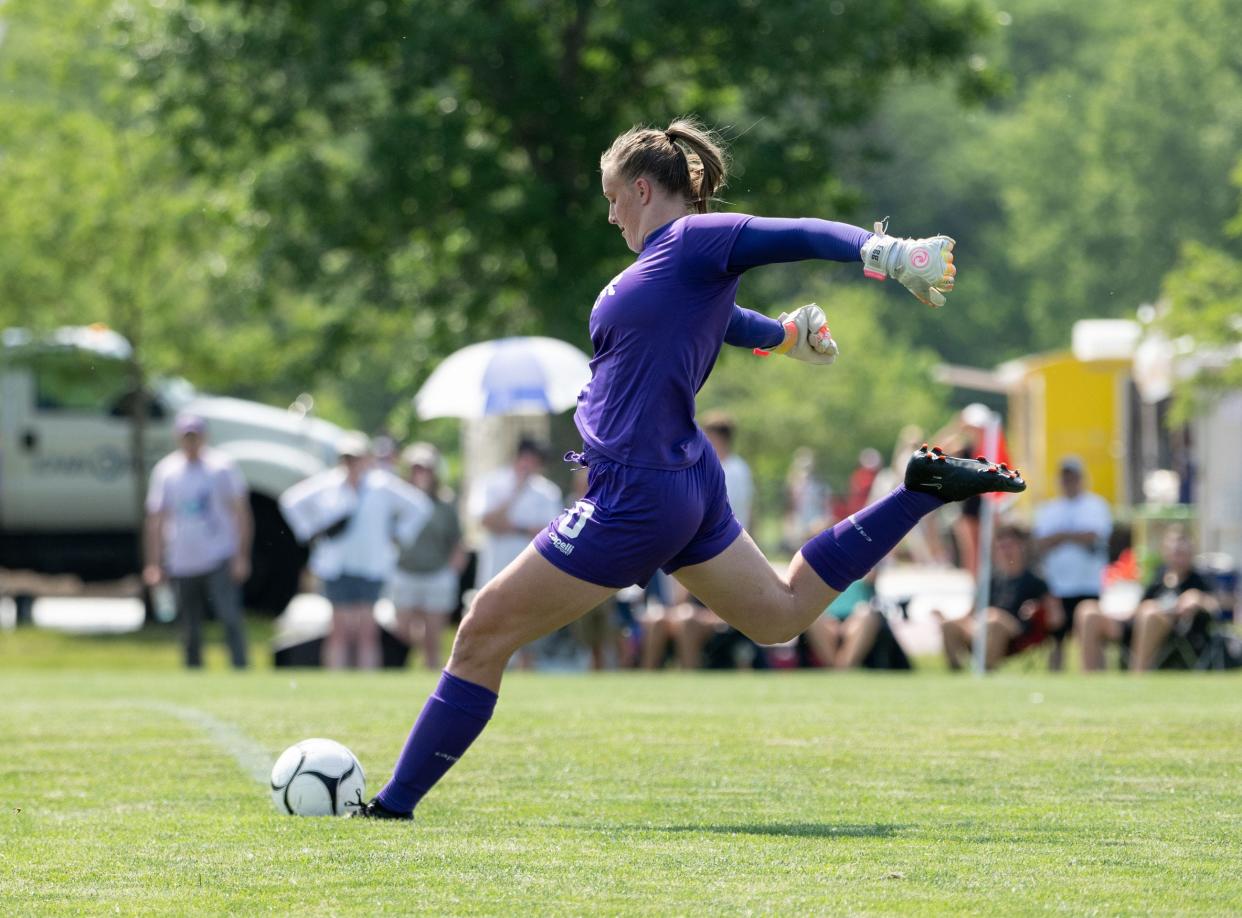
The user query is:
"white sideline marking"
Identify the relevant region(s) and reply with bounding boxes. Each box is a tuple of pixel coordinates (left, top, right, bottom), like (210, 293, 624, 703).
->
(144, 702, 272, 785)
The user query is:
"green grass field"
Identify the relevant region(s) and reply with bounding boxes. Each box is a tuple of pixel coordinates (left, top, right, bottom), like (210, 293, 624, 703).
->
(3, 625, 1241, 915)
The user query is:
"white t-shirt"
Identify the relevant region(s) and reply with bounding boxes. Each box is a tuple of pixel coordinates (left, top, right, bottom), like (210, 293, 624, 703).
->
(279, 467, 431, 582)
(720, 453, 754, 530)
(468, 467, 563, 588)
(1033, 492, 1113, 597)
(146, 447, 247, 578)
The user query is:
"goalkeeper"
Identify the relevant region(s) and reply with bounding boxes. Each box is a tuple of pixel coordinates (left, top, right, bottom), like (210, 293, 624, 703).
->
(354, 117, 1024, 820)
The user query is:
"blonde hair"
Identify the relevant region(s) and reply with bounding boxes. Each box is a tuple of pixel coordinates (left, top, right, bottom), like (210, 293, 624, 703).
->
(600, 117, 728, 214)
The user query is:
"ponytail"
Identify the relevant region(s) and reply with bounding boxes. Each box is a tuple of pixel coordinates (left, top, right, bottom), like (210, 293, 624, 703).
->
(601, 116, 729, 213)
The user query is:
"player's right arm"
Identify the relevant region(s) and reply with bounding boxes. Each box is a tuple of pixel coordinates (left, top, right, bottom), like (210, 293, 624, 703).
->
(725, 302, 839, 365)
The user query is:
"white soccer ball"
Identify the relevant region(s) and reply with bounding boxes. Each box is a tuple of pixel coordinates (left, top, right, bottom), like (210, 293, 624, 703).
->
(270, 738, 366, 817)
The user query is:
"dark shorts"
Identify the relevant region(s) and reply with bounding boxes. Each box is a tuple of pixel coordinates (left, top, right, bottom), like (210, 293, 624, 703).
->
(534, 447, 744, 590)
(1051, 594, 1099, 640)
(322, 573, 385, 606)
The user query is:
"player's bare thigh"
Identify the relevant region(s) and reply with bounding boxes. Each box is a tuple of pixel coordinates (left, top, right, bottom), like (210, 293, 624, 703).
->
(447, 543, 616, 691)
(671, 530, 840, 646)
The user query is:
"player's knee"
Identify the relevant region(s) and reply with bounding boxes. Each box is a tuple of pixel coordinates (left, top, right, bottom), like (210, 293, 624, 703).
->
(452, 589, 518, 663)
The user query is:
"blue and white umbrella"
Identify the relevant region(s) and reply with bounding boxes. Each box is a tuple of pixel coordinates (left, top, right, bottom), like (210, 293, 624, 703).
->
(413, 336, 592, 420)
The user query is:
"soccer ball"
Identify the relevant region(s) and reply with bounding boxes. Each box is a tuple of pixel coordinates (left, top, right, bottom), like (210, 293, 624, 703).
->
(270, 738, 366, 817)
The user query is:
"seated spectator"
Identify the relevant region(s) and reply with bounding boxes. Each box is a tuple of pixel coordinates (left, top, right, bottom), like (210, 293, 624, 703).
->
(640, 581, 715, 670)
(805, 569, 903, 669)
(1077, 527, 1218, 672)
(573, 598, 622, 671)
(938, 526, 1063, 670)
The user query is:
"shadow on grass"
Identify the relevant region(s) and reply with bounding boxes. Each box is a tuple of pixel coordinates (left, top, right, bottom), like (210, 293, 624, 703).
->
(654, 822, 906, 839)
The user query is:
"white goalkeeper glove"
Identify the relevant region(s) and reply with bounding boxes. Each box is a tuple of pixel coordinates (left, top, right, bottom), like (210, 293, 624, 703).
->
(860, 218, 956, 308)
(759, 303, 838, 365)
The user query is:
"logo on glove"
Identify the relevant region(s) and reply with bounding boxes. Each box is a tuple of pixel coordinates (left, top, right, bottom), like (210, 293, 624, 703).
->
(910, 247, 931, 270)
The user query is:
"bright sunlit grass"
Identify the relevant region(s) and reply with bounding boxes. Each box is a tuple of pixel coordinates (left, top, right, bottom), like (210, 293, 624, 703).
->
(2, 627, 1240, 915)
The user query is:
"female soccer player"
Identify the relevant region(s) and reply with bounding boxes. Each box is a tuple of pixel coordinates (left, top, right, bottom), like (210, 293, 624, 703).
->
(354, 118, 1024, 819)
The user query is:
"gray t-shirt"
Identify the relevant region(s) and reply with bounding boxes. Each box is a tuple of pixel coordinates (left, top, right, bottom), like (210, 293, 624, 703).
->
(397, 495, 462, 573)
(146, 447, 247, 578)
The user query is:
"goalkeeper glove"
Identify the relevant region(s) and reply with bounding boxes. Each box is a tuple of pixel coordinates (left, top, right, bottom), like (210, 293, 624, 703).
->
(759, 303, 838, 365)
(860, 218, 956, 307)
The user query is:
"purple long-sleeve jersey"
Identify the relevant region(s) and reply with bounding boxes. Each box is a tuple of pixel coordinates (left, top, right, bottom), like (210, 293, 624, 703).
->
(574, 213, 869, 469)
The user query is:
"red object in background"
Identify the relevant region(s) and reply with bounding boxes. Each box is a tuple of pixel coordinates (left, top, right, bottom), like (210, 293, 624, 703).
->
(835, 464, 881, 521)
(1007, 602, 1049, 656)
(1103, 547, 1139, 587)
(977, 427, 1013, 503)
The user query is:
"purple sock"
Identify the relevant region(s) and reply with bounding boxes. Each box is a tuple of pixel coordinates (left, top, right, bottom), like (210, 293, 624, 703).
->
(375, 670, 498, 815)
(801, 485, 944, 590)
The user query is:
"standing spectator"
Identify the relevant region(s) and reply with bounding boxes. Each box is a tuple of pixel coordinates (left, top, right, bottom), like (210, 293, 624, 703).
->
(663, 412, 760, 670)
(928, 405, 993, 578)
(143, 413, 252, 669)
(279, 433, 431, 670)
(391, 443, 467, 671)
(1033, 455, 1112, 670)
(835, 447, 884, 522)
(468, 438, 562, 668)
(469, 438, 563, 590)
(783, 447, 832, 550)
(701, 412, 753, 529)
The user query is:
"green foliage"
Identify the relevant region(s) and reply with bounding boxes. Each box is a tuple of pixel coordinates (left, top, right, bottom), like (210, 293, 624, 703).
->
(1158, 178, 1242, 421)
(856, 0, 1242, 366)
(111, 0, 992, 431)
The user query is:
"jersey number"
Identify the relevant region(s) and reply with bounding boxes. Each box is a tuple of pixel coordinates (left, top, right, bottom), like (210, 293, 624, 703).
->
(556, 500, 596, 539)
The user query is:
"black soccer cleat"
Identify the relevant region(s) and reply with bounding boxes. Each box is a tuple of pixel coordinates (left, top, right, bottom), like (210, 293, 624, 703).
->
(904, 443, 1026, 502)
(346, 797, 413, 821)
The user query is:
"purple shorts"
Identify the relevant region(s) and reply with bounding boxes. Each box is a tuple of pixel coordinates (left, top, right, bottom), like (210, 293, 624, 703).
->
(534, 446, 743, 589)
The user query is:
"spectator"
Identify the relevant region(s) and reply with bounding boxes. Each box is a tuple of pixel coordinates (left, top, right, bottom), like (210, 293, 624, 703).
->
(143, 412, 252, 669)
(468, 437, 562, 668)
(783, 447, 832, 551)
(835, 447, 883, 522)
(279, 432, 431, 669)
(806, 569, 905, 669)
(469, 438, 563, 590)
(647, 412, 761, 670)
(1033, 455, 1112, 670)
(1076, 526, 1217, 672)
(639, 582, 713, 669)
(938, 526, 1063, 671)
(928, 405, 993, 578)
(701, 411, 753, 529)
(391, 443, 467, 671)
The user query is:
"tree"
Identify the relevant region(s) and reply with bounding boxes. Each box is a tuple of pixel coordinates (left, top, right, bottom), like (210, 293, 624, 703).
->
(117, 0, 993, 431)
(0, 0, 243, 528)
(853, 0, 1242, 366)
(1157, 159, 1242, 421)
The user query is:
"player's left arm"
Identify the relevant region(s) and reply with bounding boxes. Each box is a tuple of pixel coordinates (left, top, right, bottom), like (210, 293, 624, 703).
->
(725, 302, 838, 364)
(727, 216, 956, 308)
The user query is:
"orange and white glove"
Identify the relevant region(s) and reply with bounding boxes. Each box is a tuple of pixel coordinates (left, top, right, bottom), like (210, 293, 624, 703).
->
(761, 303, 838, 365)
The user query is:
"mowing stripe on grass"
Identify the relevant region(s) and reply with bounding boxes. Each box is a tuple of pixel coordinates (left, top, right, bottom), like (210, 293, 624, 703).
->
(144, 702, 273, 785)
